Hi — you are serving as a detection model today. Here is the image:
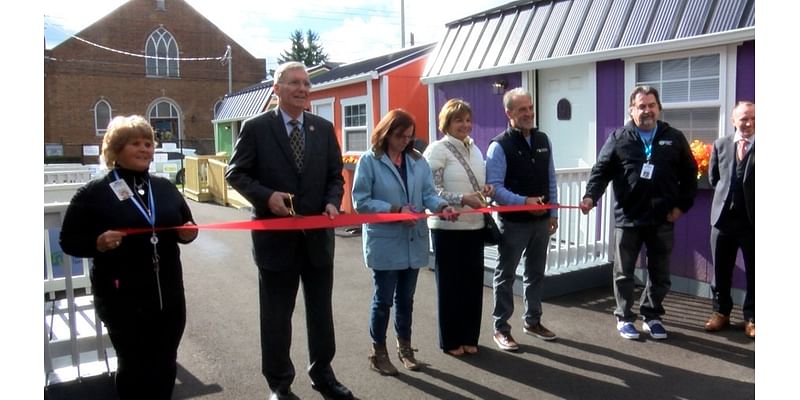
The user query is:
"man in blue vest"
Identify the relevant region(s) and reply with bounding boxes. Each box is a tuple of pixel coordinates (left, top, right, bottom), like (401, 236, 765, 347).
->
(704, 101, 755, 338)
(486, 87, 559, 351)
(580, 86, 697, 340)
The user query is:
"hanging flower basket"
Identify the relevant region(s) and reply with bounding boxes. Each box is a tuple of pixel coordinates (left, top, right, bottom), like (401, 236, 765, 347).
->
(690, 139, 713, 189)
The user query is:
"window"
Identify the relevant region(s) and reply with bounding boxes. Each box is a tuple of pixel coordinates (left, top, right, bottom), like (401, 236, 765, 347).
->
(145, 28, 179, 78)
(94, 100, 111, 136)
(311, 97, 334, 123)
(213, 99, 223, 119)
(634, 53, 722, 144)
(341, 97, 369, 153)
(149, 99, 180, 143)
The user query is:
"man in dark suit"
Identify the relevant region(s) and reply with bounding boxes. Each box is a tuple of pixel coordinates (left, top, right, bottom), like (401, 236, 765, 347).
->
(704, 101, 755, 339)
(226, 61, 353, 400)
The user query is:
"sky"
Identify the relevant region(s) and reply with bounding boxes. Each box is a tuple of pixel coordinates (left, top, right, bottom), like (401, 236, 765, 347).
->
(43, 0, 510, 71)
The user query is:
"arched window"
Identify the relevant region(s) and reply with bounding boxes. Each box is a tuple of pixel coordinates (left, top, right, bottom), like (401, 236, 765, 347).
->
(94, 100, 112, 136)
(145, 27, 179, 77)
(148, 99, 181, 143)
(557, 98, 571, 120)
(213, 99, 223, 119)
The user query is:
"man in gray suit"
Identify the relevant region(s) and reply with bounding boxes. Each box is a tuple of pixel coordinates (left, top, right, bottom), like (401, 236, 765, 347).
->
(704, 101, 755, 339)
(226, 61, 353, 400)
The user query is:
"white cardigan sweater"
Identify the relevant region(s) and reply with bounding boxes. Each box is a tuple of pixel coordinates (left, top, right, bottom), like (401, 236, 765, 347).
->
(423, 134, 486, 230)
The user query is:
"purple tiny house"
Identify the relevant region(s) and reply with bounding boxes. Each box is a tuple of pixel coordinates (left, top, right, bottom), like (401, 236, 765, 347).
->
(422, 0, 755, 300)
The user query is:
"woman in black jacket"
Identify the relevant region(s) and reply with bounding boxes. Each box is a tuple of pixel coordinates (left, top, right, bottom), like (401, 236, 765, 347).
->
(60, 115, 198, 400)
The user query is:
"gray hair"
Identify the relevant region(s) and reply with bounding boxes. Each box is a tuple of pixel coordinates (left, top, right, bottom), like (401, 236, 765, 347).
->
(503, 87, 532, 111)
(274, 61, 307, 84)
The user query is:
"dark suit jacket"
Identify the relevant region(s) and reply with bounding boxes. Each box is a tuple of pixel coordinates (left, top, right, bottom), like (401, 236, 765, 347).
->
(226, 109, 344, 271)
(709, 133, 755, 227)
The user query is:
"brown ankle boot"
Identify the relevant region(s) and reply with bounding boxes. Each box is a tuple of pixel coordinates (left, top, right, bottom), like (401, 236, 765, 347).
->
(396, 338, 421, 371)
(368, 343, 398, 376)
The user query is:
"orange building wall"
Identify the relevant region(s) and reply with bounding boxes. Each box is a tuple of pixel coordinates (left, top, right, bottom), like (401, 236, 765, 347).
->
(306, 56, 430, 215)
(385, 57, 430, 144)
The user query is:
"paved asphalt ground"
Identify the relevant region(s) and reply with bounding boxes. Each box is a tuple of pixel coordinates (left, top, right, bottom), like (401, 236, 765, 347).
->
(46, 200, 755, 400)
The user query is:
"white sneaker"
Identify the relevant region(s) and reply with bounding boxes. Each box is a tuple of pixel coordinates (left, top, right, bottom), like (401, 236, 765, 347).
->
(616, 321, 640, 340)
(643, 319, 668, 340)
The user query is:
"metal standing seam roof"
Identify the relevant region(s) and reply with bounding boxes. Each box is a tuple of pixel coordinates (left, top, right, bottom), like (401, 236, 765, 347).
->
(213, 81, 272, 122)
(424, 0, 755, 81)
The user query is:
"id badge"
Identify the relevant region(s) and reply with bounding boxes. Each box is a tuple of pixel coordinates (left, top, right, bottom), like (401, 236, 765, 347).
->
(640, 163, 654, 180)
(110, 178, 134, 200)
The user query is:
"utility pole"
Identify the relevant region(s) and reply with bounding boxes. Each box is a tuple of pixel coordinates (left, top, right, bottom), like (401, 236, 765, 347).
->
(401, 0, 405, 48)
(226, 45, 232, 94)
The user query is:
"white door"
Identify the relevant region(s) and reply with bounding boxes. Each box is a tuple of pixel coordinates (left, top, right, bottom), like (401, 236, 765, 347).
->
(537, 64, 596, 169)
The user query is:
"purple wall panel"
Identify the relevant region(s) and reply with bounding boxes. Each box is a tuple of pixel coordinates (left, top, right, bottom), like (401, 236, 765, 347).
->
(433, 73, 522, 153)
(736, 40, 755, 102)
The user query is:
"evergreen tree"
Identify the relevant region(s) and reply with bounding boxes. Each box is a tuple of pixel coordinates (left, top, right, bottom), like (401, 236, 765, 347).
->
(278, 29, 329, 67)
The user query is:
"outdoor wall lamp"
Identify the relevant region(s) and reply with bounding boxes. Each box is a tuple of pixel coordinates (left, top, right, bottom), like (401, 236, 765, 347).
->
(492, 79, 508, 95)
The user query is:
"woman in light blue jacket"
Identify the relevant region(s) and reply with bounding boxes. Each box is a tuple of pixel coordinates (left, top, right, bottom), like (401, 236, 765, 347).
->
(352, 109, 457, 376)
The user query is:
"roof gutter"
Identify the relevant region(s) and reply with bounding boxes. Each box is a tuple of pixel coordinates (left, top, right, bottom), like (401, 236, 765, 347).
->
(312, 71, 380, 91)
(421, 27, 754, 84)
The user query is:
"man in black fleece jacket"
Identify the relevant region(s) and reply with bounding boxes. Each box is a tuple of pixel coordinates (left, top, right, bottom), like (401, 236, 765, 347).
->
(580, 86, 697, 341)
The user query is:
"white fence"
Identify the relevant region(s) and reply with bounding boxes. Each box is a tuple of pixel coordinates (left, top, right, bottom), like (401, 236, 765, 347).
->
(44, 203, 116, 386)
(484, 167, 614, 276)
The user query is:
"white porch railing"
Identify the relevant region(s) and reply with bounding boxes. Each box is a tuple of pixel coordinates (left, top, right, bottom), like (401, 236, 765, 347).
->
(484, 167, 615, 277)
(44, 203, 116, 386)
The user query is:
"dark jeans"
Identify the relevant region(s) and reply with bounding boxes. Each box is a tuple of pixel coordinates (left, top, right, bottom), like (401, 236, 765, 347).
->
(492, 218, 550, 333)
(369, 267, 420, 344)
(711, 212, 755, 321)
(431, 228, 484, 351)
(258, 247, 337, 392)
(613, 225, 674, 322)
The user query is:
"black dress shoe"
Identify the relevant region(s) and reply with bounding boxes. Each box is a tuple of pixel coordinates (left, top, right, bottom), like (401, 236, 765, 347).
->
(311, 380, 354, 400)
(269, 388, 299, 400)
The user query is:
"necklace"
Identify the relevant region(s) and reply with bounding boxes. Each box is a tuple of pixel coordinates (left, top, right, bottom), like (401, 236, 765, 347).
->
(134, 176, 147, 196)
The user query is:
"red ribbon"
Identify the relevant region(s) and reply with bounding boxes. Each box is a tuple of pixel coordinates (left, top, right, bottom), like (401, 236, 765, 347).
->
(121, 203, 579, 234)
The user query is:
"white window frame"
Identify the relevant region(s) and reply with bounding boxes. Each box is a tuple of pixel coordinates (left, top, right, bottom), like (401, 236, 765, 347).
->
(311, 97, 335, 123)
(340, 96, 370, 154)
(94, 99, 112, 137)
(145, 27, 180, 78)
(624, 46, 737, 143)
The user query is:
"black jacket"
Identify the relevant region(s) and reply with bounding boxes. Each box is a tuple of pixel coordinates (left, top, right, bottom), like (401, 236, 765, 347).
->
(59, 168, 195, 329)
(583, 121, 697, 227)
(225, 109, 344, 271)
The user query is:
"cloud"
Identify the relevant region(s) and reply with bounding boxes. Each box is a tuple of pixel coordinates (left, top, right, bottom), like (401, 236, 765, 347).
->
(43, 0, 510, 63)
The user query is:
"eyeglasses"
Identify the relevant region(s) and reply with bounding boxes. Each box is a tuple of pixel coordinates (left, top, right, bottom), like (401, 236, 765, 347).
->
(393, 133, 414, 141)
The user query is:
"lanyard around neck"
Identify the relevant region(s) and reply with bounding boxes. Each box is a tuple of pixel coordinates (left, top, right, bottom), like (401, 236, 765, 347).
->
(638, 126, 657, 161)
(113, 170, 156, 226)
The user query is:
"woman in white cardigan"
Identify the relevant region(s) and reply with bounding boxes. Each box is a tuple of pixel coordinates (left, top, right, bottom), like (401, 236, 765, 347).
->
(423, 99, 494, 356)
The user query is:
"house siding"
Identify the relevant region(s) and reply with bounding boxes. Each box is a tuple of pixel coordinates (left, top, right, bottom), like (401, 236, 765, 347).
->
(596, 43, 755, 293)
(432, 73, 522, 153)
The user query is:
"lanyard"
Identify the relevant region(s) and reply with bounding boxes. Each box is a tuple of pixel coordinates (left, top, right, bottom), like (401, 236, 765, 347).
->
(113, 170, 156, 226)
(638, 127, 657, 161)
(113, 170, 163, 309)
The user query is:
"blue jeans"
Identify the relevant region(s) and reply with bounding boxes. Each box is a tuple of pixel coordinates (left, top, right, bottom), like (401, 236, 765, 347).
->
(369, 268, 420, 344)
(492, 218, 550, 333)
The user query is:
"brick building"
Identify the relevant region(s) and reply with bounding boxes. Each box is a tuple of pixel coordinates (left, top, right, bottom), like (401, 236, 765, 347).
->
(44, 0, 266, 161)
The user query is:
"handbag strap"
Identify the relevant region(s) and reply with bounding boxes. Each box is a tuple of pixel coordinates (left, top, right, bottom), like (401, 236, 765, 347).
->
(443, 141, 482, 193)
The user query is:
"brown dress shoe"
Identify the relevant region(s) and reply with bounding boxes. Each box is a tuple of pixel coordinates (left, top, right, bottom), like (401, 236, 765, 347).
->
(704, 312, 730, 331)
(744, 321, 755, 338)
